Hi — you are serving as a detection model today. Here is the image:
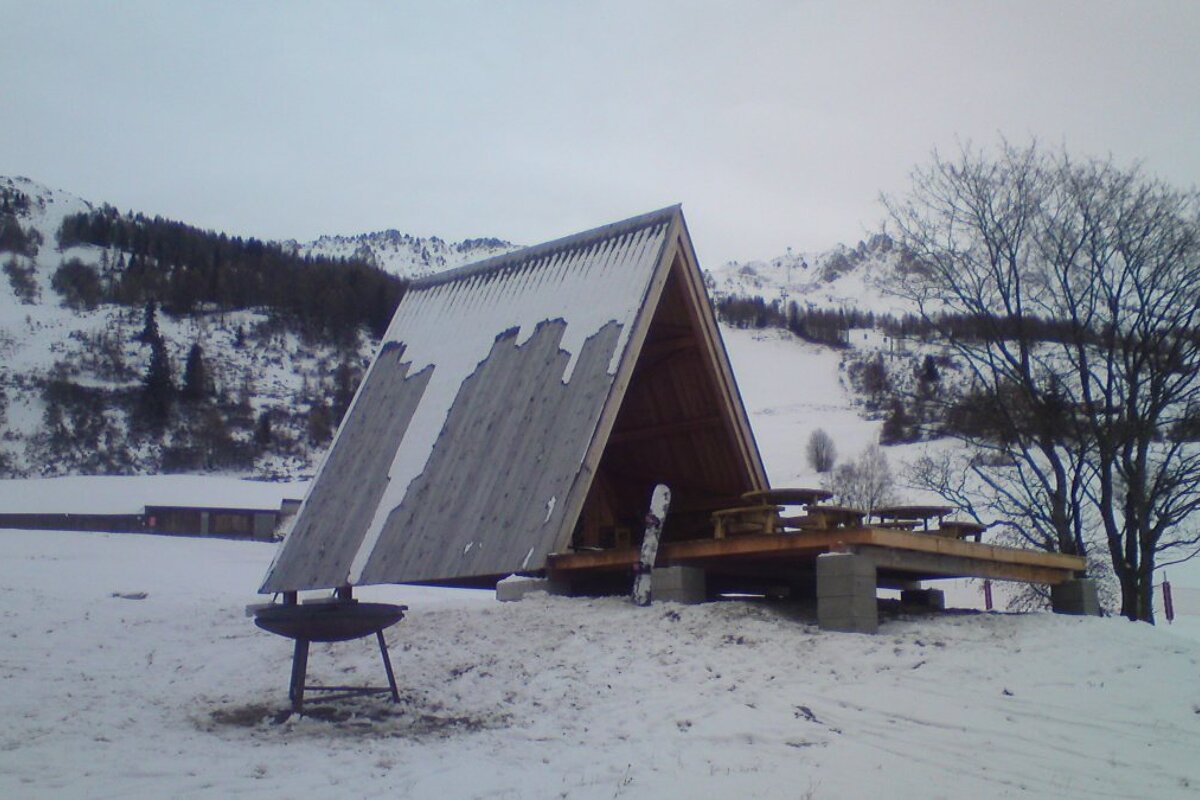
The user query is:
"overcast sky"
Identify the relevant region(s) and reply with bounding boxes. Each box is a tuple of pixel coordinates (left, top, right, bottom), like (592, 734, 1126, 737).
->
(3, 1, 1199, 265)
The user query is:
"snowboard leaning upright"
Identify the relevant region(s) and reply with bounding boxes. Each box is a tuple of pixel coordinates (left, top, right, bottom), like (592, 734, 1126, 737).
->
(632, 484, 671, 606)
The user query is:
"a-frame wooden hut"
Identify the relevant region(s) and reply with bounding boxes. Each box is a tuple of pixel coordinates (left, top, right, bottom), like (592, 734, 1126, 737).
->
(261, 206, 767, 593)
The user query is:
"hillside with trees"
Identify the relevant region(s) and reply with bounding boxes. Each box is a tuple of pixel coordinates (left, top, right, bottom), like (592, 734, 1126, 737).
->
(55, 206, 405, 342)
(0, 176, 513, 479)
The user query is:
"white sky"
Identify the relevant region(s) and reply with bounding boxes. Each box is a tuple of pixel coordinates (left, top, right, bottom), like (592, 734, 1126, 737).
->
(3, 1, 1198, 266)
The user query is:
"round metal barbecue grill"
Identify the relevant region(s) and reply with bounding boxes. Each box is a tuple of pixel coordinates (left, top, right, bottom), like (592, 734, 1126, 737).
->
(253, 589, 407, 714)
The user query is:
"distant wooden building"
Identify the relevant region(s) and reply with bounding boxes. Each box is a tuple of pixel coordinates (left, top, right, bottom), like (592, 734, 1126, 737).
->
(0, 479, 300, 541)
(0, 512, 143, 534)
(144, 505, 283, 539)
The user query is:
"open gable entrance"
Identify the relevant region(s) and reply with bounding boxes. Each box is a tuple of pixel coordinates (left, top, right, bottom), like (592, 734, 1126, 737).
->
(573, 251, 764, 552)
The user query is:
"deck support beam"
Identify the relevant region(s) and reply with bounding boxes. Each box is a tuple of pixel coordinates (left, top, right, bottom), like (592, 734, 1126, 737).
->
(851, 544, 1075, 585)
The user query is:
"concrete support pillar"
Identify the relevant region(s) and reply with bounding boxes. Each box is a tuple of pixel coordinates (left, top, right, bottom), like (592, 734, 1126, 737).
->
(496, 576, 553, 602)
(651, 566, 706, 604)
(1051, 578, 1101, 616)
(497, 574, 575, 601)
(817, 553, 878, 634)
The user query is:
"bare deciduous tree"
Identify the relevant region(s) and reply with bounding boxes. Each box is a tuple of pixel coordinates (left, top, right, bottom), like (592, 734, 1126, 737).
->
(825, 444, 895, 513)
(806, 428, 837, 473)
(909, 450, 1118, 613)
(886, 141, 1200, 622)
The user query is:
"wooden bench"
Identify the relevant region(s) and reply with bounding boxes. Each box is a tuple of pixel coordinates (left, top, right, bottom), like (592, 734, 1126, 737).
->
(777, 505, 866, 532)
(934, 520, 987, 542)
(871, 504, 955, 531)
(873, 520, 918, 531)
(711, 504, 781, 538)
(778, 514, 824, 531)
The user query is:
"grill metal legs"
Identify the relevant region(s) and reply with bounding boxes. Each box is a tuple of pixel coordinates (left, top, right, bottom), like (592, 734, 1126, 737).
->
(377, 630, 401, 703)
(285, 633, 399, 714)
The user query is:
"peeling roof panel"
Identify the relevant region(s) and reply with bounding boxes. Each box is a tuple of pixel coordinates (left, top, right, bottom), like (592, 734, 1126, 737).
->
(261, 207, 676, 592)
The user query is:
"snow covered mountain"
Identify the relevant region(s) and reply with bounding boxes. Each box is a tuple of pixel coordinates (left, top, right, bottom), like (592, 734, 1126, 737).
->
(291, 229, 517, 279)
(705, 231, 917, 317)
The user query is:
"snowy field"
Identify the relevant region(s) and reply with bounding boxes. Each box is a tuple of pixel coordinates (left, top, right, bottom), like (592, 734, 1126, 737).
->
(2, 528, 1199, 799)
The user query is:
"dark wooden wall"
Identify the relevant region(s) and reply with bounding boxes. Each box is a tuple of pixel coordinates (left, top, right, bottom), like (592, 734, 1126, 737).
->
(582, 259, 757, 546)
(0, 513, 144, 533)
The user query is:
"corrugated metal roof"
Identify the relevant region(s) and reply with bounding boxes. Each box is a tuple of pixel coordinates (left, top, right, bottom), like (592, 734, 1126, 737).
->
(261, 207, 677, 592)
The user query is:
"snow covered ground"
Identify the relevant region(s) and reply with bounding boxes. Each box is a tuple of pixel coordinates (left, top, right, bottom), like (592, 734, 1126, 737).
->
(2, 528, 1199, 799)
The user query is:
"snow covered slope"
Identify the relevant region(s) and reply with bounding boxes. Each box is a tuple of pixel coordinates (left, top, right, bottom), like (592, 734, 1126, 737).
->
(0, 176, 516, 477)
(291, 229, 517, 279)
(724, 326, 883, 486)
(1, 527, 1198, 799)
(705, 231, 916, 316)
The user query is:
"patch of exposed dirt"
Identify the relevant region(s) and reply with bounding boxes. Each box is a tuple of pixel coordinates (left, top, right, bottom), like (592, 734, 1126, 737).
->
(201, 691, 511, 741)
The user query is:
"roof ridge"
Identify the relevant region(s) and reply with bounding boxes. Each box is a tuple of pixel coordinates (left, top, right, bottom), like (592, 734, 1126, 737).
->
(410, 205, 681, 290)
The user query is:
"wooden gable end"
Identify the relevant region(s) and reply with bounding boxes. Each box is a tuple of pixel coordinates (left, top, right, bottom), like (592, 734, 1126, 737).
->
(562, 218, 768, 556)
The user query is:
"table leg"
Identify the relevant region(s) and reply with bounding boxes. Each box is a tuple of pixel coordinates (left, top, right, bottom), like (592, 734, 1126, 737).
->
(289, 638, 310, 713)
(376, 630, 400, 703)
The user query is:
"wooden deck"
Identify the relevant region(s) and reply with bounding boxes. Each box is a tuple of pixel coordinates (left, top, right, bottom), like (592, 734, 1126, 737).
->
(548, 526, 1085, 587)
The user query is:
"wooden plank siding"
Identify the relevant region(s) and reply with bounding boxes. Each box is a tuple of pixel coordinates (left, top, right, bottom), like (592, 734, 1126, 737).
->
(261, 343, 431, 592)
(0, 513, 144, 534)
(358, 321, 624, 583)
(595, 258, 763, 543)
(144, 506, 279, 539)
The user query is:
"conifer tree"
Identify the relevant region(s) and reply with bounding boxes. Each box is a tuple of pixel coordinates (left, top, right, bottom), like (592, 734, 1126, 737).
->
(181, 343, 209, 402)
(254, 410, 273, 448)
(332, 360, 359, 425)
(136, 302, 161, 345)
(140, 337, 175, 429)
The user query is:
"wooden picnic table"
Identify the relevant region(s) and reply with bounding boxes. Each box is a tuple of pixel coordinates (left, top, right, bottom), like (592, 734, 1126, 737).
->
(871, 504, 955, 530)
(711, 504, 782, 538)
(741, 487, 833, 507)
(935, 520, 988, 542)
(780, 504, 865, 531)
(873, 520, 919, 531)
